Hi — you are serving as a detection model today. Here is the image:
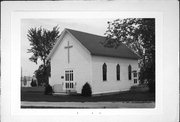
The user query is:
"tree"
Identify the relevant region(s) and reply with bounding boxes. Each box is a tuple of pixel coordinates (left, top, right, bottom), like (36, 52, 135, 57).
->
(34, 64, 45, 86)
(27, 26, 60, 85)
(27, 26, 60, 65)
(34, 61, 51, 86)
(104, 18, 155, 92)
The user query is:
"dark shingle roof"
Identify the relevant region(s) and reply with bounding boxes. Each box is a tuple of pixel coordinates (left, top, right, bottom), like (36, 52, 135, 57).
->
(66, 28, 139, 59)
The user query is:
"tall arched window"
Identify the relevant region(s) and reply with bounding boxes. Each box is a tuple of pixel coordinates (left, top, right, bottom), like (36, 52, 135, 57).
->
(102, 63, 107, 81)
(128, 65, 132, 80)
(116, 64, 120, 81)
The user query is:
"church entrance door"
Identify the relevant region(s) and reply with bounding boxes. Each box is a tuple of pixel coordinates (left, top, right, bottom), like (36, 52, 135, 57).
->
(63, 70, 76, 92)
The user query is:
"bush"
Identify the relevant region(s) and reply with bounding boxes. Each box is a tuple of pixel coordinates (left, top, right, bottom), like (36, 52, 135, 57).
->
(130, 84, 149, 92)
(81, 82, 92, 97)
(44, 84, 53, 95)
(31, 80, 37, 87)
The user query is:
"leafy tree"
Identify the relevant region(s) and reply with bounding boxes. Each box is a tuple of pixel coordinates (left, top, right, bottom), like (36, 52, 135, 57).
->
(27, 25, 60, 65)
(44, 84, 53, 95)
(104, 18, 155, 92)
(27, 26, 60, 85)
(34, 61, 51, 86)
(34, 64, 45, 86)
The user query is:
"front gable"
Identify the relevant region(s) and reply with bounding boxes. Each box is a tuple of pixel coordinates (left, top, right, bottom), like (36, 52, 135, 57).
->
(47, 29, 91, 61)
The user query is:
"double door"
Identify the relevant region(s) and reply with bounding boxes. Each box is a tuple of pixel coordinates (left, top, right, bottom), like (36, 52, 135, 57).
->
(63, 70, 76, 91)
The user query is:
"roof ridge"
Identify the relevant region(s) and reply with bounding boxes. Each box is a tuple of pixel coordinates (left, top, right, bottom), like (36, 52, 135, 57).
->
(65, 28, 106, 38)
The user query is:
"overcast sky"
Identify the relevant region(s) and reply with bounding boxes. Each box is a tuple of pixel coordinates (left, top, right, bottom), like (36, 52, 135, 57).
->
(21, 18, 114, 76)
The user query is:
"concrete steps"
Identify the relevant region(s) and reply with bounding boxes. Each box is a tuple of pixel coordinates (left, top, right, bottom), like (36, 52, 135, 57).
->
(52, 84, 77, 96)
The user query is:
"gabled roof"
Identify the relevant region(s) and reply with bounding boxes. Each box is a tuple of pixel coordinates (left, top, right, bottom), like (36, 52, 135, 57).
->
(47, 28, 140, 60)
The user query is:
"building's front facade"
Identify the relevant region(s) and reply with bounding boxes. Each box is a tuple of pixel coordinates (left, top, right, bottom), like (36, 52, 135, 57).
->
(49, 30, 92, 94)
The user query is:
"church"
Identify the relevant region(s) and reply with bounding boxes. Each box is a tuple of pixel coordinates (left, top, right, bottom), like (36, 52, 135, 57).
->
(46, 28, 139, 95)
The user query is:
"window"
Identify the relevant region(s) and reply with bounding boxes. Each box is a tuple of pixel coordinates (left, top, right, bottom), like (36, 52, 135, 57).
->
(133, 70, 137, 84)
(116, 64, 120, 81)
(133, 71, 137, 77)
(102, 63, 107, 81)
(134, 79, 137, 84)
(65, 70, 73, 81)
(128, 65, 132, 80)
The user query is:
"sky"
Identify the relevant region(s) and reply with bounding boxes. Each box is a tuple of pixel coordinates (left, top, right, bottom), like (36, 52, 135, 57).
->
(21, 18, 114, 76)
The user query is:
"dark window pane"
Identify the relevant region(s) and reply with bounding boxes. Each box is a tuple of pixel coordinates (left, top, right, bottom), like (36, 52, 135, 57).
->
(103, 63, 107, 81)
(117, 64, 120, 81)
(70, 73, 72, 81)
(71, 73, 73, 81)
(134, 79, 137, 83)
(133, 71, 137, 77)
(67, 73, 69, 81)
(128, 65, 132, 80)
(65, 74, 67, 81)
(65, 83, 67, 88)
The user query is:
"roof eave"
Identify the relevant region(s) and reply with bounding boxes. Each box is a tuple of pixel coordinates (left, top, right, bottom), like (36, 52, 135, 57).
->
(91, 53, 139, 60)
(46, 29, 67, 61)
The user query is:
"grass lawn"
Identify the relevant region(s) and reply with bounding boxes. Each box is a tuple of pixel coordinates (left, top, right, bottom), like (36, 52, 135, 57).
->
(21, 87, 155, 102)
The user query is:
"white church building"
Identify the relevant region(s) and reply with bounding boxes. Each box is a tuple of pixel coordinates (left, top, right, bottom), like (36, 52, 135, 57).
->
(46, 28, 139, 95)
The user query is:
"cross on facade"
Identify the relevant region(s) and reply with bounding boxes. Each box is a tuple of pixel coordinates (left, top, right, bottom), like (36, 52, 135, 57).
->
(64, 41, 73, 63)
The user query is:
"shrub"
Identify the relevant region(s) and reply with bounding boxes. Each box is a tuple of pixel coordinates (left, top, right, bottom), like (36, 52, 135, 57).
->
(31, 80, 37, 87)
(130, 85, 139, 91)
(130, 84, 149, 92)
(44, 84, 53, 95)
(81, 82, 92, 97)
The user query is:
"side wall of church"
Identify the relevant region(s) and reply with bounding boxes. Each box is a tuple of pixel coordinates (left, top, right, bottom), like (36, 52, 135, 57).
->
(91, 55, 138, 95)
(49, 32, 92, 94)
